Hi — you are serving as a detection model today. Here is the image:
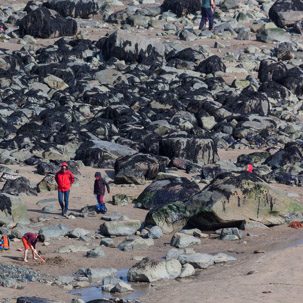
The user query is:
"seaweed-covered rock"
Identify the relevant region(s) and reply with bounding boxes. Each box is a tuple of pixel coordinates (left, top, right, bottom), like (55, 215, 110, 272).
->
(195, 55, 226, 74)
(2, 177, 37, 196)
(18, 7, 77, 38)
(114, 153, 169, 185)
(161, 0, 201, 17)
(37, 175, 58, 192)
(145, 172, 302, 232)
(237, 152, 271, 167)
(135, 177, 200, 210)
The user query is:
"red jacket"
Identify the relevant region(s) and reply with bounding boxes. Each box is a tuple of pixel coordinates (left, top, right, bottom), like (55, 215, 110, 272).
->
(55, 169, 75, 191)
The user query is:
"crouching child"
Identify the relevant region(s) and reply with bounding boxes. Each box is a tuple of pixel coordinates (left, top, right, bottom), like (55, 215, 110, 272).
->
(94, 172, 110, 214)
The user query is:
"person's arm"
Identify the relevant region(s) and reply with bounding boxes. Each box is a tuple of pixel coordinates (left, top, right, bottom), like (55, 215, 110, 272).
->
(211, 0, 216, 9)
(55, 172, 58, 184)
(70, 172, 75, 185)
(105, 181, 110, 194)
(93, 180, 98, 194)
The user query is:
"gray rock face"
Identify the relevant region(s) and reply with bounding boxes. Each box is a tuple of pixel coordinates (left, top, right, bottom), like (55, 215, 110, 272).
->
(256, 28, 290, 43)
(269, 0, 303, 28)
(110, 281, 133, 293)
(178, 253, 214, 269)
(11, 224, 37, 239)
(75, 268, 118, 282)
(118, 236, 151, 251)
(0, 194, 30, 225)
(39, 224, 71, 239)
(127, 257, 182, 282)
(100, 30, 165, 63)
(2, 177, 37, 196)
(112, 194, 134, 206)
(170, 232, 201, 248)
(100, 219, 141, 236)
(86, 247, 105, 258)
(148, 226, 163, 239)
(17, 297, 55, 303)
(37, 175, 58, 192)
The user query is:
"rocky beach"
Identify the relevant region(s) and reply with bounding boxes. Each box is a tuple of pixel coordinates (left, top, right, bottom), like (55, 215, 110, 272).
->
(1, 0, 303, 302)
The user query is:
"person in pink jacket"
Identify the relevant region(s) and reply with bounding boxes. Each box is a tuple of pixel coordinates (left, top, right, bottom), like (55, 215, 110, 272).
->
(55, 162, 75, 216)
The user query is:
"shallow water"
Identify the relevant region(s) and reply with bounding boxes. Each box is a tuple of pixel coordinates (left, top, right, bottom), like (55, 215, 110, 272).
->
(71, 269, 149, 302)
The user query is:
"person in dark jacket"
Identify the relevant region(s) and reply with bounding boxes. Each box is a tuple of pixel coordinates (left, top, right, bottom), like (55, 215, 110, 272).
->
(94, 172, 110, 213)
(199, 0, 216, 31)
(55, 162, 75, 216)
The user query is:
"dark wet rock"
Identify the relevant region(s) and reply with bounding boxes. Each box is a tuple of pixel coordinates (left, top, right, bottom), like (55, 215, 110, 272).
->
(276, 42, 295, 61)
(237, 151, 271, 167)
(36, 162, 58, 175)
(160, 137, 219, 165)
(2, 177, 37, 196)
(99, 29, 165, 63)
(135, 177, 200, 210)
(37, 175, 57, 193)
(269, 0, 303, 28)
(265, 143, 303, 169)
(195, 55, 226, 75)
(282, 67, 303, 97)
(258, 59, 288, 83)
(145, 172, 302, 233)
(18, 7, 77, 39)
(44, 0, 101, 18)
(220, 0, 239, 11)
(166, 48, 205, 63)
(294, 19, 303, 34)
(114, 153, 169, 185)
(17, 298, 55, 303)
(201, 161, 239, 180)
(161, 0, 201, 17)
(258, 81, 291, 100)
(0, 194, 30, 225)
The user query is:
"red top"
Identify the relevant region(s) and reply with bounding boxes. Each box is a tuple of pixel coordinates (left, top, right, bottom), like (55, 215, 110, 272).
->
(55, 169, 75, 191)
(247, 164, 253, 173)
(23, 232, 37, 248)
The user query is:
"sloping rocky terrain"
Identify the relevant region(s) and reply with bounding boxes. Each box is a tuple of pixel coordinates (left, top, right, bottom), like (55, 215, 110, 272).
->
(1, 0, 303, 303)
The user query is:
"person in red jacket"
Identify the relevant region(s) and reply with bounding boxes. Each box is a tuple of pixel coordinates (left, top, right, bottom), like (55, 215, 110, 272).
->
(55, 162, 75, 216)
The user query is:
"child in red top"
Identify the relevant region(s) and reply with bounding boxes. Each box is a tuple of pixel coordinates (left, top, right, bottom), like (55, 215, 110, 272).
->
(22, 232, 45, 262)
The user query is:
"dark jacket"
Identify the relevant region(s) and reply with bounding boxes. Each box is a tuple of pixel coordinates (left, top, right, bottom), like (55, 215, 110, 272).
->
(94, 178, 110, 195)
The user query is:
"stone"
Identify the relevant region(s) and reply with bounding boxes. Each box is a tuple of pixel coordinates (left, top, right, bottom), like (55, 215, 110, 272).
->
(86, 247, 105, 258)
(11, 225, 37, 239)
(218, 228, 243, 240)
(256, 28, 290, 43)
(100, 220, 141, 236)
(56, 245, 91, 253)
(276, 42, 295, 61)
(148, 226, 163, 239)
(37, 175, 58, 192)
(100, 238, 115, 247)
(196, 55, 226, 75)
(67, 228, 92, 238)
(178, 253, 214, 269)
(170, 233, 201, 248)
(42, 205, 57, 212)
(44, 75, 68, 90)
(18, 7, 77, 39)
(161, 0, 201, 17)
(112, 194, 134, 206)
(179, 263, 195, 278)
(95, 69, 127, 86)
(110, 281, 133, 293)
(2, 177, 37, 196)
(16, 298, 54, 303)
(118, 236, 151, 252)
(78, 268, 117, 282)
(127, 257, 182, 282)
(39, 224, 71, 239)
(0, 194, 30, 225)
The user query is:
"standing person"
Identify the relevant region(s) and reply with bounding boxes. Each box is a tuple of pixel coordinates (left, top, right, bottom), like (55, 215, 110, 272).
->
(199, 0, 216, 31)
(22, 232, 45, 262)
(94, 172, 110, 214)
(55, 162, 75, 216)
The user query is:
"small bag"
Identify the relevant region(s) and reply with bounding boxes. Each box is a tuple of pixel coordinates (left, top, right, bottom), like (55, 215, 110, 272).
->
(0, 235, 9, 250)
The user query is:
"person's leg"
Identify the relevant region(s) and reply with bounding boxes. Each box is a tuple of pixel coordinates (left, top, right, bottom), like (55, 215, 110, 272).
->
(58, 190, 64, 215)
(63, 190, 70, 214)
(199, 8, 207, 30)
(22, 237, 29, 262)
(207, 8, 214, 30)
(24, 249, 29, 262)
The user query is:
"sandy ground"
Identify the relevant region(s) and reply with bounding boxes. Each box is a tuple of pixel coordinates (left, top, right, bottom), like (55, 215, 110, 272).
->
(1, 149, 303, 303)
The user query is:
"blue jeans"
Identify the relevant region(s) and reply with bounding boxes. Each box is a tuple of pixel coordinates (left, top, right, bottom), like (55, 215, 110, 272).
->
(58, 190, 70, 213)
(199, 7, 214, 30)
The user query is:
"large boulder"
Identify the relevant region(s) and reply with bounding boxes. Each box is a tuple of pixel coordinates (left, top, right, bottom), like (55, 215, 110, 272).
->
(37, 175, 58, 192)
(0, 194, 30, 225)
(44, 0, 103, 18)
(2, 177, 37, 196)
(100, 220, 141, 236)
(114, 153, 169, 185)
(269, 0, 303, 28)
(282, 67, 303, 97)
(161, 0, 201, 17)
(159, 137, 219, 165)
(127, 257, 182, 282)
(195, 55, 226, 75)
(135, 177, 200, 210)
(99, 30, 165, 63)
(258, 59, 287, 83)
(18, 7, 77, 38)
(145, 172, 302, 232)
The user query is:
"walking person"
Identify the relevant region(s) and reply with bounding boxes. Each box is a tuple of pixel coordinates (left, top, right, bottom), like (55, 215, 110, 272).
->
(55, 162, 75, 216)
(22, 232, 45, 262)
(94, 172, 110, 214)
(199, 0, 216, 31)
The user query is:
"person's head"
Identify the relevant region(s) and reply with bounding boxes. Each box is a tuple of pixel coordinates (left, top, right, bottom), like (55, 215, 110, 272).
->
(37, 234, 45, 243)
(95, 172, 101, 180)
(246, 164, 253, 173)
(61, 162, 68, 171)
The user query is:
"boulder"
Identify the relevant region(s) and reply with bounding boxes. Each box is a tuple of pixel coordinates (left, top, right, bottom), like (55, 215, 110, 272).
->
(159, 137, 219, 165)
(100, 220, 141, 236)
(17, 297, 55, 303)
(2, 177, 37, 196)
(110, 281, 133, 293)
(178, 253, 214, 269)
(170, 233, 201, 248)
(114, 153, 169, 185)
(44, 0, 102, 18)
(86, 247, 105, 258)
(146, 171, 302, 232)
(276, 42, 295, 61)
(37, 175, 58, 192)
(220, 0, 240, 11)
(179, 263, 195, 278)
(99, 30, 165, 63)
(258, 59, 287, 83)
(127, 257, 182, 282)
(18, 7, 77, 39)
(256, 28, 290, 43)
(112, 194, 134, 206)
(135, 177, 200, 210)
(75, 268, 117, 282)
(161, 0, 201, 17)
(237, 152, 271, 167)
(269, 0, 303, 28)
(0, 194, 30, 225)
(118, 236, 151, 252)
(39, 224, 71, 239)
(282, 67, 303, 97)
(196, 55, 226, 75)
(56, 245, 90, 253)
(148, 226, 163, 239)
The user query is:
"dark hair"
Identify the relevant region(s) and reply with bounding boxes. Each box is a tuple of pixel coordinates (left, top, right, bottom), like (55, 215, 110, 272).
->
(95, 172, 101, 178)
(37, 234, 45, 243)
